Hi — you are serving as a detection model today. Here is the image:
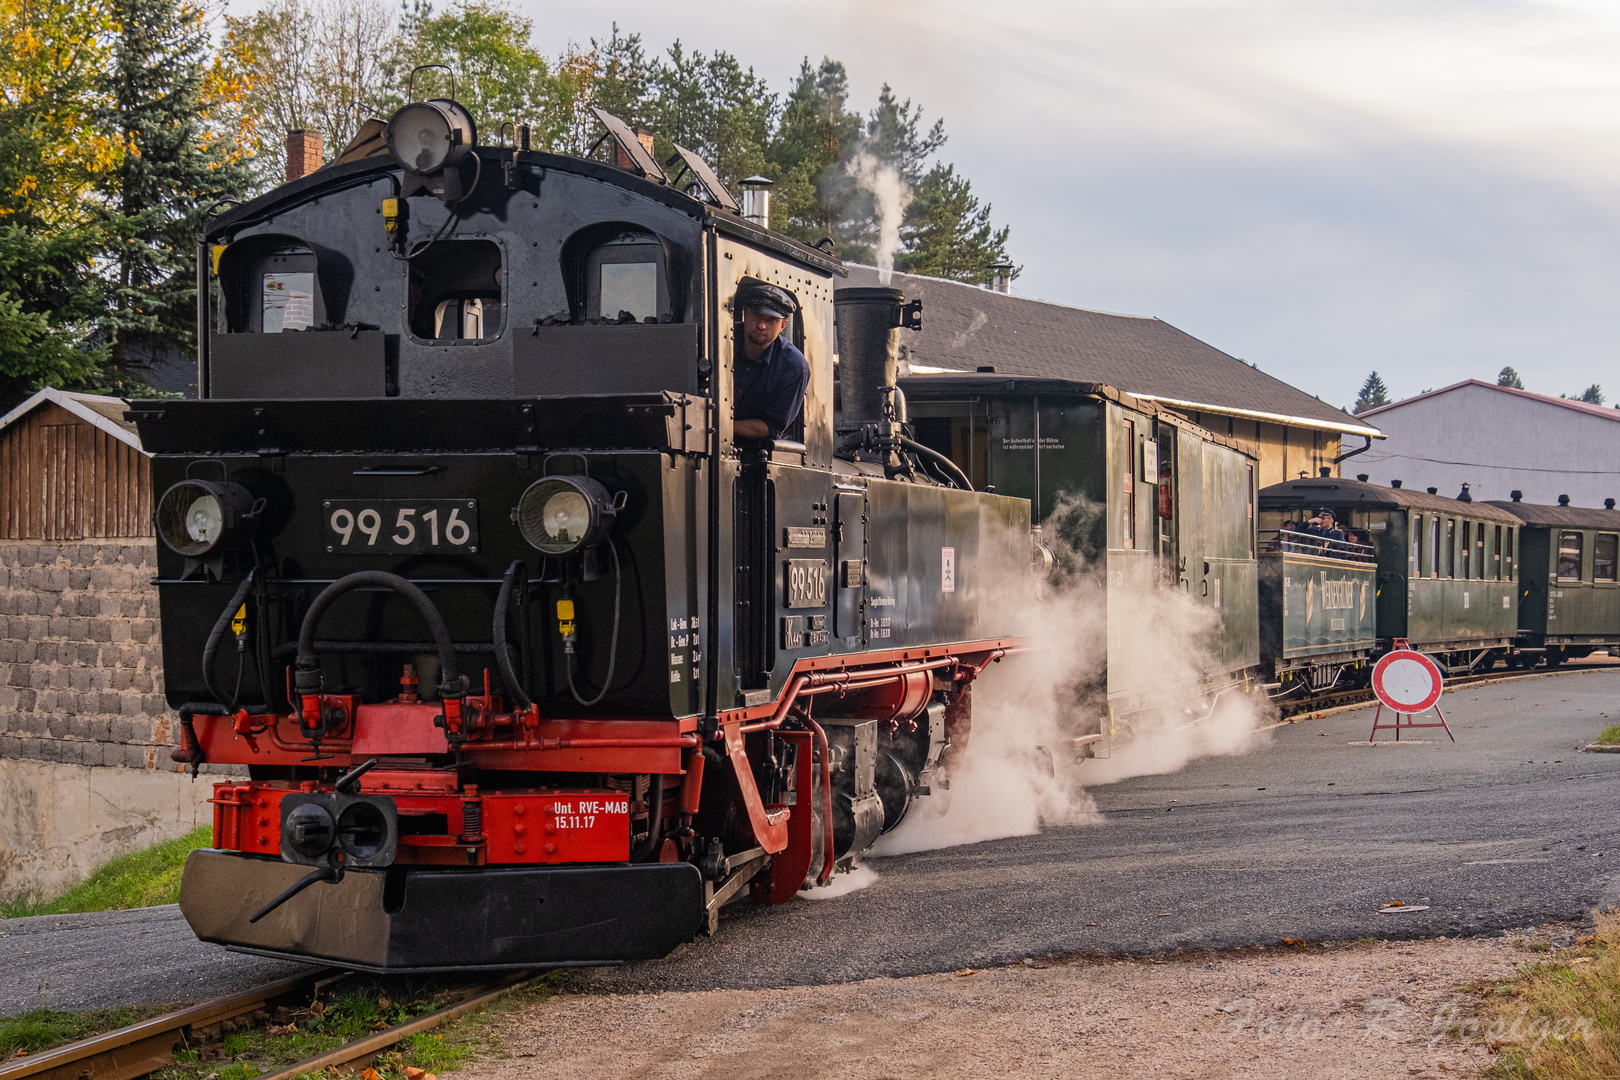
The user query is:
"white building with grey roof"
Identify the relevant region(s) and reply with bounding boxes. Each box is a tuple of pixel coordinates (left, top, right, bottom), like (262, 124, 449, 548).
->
(1356, 380, 1620, 509)
(837, 266, 1381, 488)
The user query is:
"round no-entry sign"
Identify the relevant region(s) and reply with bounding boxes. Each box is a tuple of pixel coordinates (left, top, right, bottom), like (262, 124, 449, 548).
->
(1371, 650, 1444, 713)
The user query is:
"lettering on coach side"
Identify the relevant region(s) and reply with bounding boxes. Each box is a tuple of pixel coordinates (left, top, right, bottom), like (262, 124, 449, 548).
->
(1320, 573, 1357, 610)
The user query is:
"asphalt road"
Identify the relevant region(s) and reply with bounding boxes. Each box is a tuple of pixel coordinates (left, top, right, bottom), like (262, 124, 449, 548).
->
(5, 668, 1618, 1012)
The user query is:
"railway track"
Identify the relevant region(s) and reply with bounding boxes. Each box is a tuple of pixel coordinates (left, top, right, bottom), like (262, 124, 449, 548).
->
(1275, 658, 1616, 719)
(0, 969, 535, 1080)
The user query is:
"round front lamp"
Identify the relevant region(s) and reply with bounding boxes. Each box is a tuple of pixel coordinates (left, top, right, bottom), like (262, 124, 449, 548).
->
(515, 476, 617, 555)
(155, 479, 259, 557)
(385, 100, 476, 174)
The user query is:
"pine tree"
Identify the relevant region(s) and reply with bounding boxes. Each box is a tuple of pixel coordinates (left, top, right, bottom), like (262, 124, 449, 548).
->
(1354, 371, 1390, 413)
(1497, 366, 1524, 390)
(101, 0, 252, 377)
(765, 58, 861, 249)
(896, 163, 1013, 284)
(1579, 384, 1604, 406)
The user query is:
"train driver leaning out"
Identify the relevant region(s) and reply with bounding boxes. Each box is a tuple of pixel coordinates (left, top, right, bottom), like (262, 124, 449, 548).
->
(732, 283, 810, 442)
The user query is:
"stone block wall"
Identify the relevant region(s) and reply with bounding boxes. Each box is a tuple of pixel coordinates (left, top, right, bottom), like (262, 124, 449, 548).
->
(0, 539, 176, 768)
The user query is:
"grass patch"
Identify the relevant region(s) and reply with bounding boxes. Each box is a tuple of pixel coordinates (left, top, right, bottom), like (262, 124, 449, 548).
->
(1482, 911, 1620, 1079)
(0, 1005, 170, 1056)
(0, 826, 212, 918)
(1593, 725, 1620, 747)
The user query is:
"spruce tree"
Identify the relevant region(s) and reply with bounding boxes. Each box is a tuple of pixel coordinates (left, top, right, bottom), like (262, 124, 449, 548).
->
(897, 163, 1013, 284)
(1579, 384, 1604, 406)
(101, 0, 251, 377)
(1497, 366, 1524, 390)
(1354, 371, 1390, 413)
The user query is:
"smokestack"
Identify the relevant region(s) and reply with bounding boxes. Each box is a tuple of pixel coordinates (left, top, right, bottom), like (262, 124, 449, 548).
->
(286, 129, 322, 182)
(739, 176, 773, 227)
(989, 261, 1013, 294)
(1391, 480, 1402, 488)
(1457, 483, 1472, 503)
(1511, 490, 1523, 502)
(1356, 473, 1369, 482)
(835, 287, 921, 437)
(1319, 466, 1331, 477)
(1607, 498, 1616, 510)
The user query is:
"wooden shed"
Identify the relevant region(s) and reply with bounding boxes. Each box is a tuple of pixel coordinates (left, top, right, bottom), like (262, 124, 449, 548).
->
(0, 388, 153, 540)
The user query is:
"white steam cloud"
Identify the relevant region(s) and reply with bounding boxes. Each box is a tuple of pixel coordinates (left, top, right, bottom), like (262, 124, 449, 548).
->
(846, 152, 913, 285)
(874, 495, 1273, 857)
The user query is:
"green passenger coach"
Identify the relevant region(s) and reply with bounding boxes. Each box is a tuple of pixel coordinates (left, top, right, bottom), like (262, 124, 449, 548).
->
(1259, 477, 1519, 673)
(1488, 495, 1620, 667)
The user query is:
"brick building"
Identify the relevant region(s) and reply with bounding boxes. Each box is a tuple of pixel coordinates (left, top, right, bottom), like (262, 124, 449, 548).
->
(0, 389, 211, 903)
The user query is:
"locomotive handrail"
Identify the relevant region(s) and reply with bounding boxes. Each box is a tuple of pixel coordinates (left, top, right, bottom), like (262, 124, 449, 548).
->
(1259, 529, 1376, 563)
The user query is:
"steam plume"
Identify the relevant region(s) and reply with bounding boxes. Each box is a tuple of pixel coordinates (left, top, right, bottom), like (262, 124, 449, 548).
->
(874, 495, 1273, 857)
(846, 152, 913, 285)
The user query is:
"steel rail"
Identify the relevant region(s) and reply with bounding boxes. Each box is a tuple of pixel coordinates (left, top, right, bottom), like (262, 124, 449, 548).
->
(0, 969, 334, 1080)
(255, 972, 535, 1080)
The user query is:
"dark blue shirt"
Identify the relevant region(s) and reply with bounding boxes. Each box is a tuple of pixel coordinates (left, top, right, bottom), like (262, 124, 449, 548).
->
(734, 333, 810, 440)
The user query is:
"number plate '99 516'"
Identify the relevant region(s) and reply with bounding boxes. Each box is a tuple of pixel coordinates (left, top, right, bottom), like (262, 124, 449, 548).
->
(324, 500, 479, 554)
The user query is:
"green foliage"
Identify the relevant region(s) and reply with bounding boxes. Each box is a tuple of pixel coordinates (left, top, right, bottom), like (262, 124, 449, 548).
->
(0, 825, 211, 917)
(1354, 371, 1390, 413)
(897, 163, 1014, 284)
(1594, 725, 1620, 746)
(0, 1006, 155, 1054)
(381, 1, 551, 138)
(1578, 384, 1604, 406)
(1498, 365, 1525, 390)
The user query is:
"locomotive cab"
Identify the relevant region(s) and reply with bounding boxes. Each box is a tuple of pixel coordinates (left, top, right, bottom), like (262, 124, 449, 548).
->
(141, 97, 1033, 970)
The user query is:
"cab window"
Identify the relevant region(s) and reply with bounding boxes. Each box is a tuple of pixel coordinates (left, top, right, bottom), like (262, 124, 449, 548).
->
(562, 226, 677, 324)
(408, 239, 503, 343)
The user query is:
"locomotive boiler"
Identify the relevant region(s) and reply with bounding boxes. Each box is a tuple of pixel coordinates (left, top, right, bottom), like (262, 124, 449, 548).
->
(140, 99, 1033, 970)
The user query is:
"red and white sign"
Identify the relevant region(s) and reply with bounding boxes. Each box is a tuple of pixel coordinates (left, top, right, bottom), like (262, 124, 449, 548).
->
(1371, 650, 1444, 714)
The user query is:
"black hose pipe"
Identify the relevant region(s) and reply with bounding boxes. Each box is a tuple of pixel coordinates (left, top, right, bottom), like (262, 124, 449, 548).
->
(172, 701, 227, 778)
(294, 571, 462, 702)
(899, 436, 973, 491)
(493, 561, 534, 711)
(202, 571, 257, 709)
(630, 774, 665, 862)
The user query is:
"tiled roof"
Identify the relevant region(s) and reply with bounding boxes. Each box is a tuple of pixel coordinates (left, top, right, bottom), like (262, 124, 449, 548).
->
(1359, 379, 1620, 425)
(838, 266, 1377, 436)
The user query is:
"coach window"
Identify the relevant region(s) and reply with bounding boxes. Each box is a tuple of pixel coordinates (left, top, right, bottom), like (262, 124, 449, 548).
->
(1493, 525, 1503, 580)
(407, 239, 503, 342)
(1445, 519, 1456, 578)
(1558, 531, 1583, 581)
(1460, 521, 1471, 579)
(1596, 533, 1618, 583)
(1429, 516, 1440, 578)
(1504, 527, 1514, 580)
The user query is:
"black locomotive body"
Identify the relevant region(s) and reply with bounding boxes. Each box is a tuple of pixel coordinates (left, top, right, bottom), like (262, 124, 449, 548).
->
(144, 104, 1032, 970)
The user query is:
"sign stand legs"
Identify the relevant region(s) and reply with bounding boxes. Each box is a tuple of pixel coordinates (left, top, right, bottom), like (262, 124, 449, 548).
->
(1368, 703, 1456, 745)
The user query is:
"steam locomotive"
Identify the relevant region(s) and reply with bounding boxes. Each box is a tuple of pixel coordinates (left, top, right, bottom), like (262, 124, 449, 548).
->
(139, 98, 1033, 970)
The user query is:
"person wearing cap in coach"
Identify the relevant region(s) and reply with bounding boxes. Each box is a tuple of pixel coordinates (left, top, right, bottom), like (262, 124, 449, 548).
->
(732, 282, 810, 442)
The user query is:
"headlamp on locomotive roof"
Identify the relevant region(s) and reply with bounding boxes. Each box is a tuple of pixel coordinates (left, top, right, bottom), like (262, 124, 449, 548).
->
(385, 99, 476, 175)
(515, 476, 619, 556)
(155, 479, 261, 557)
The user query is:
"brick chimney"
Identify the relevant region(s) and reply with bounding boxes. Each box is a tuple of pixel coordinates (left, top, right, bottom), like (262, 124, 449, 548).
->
(614, 128, 655, 170)
(286, 129, 323, 182)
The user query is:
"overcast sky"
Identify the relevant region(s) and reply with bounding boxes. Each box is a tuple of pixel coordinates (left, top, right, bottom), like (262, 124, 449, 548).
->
(514, 1, 1620, 412)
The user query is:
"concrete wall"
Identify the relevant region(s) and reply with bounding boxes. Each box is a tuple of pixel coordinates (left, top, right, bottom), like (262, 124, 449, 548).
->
(0, 758, 212, 902)
(0, 538, 222, 902)
(1359, 383, 1620, 507)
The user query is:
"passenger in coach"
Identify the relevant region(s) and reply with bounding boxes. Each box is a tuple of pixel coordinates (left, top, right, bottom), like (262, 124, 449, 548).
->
(732, 283, 810, 441)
